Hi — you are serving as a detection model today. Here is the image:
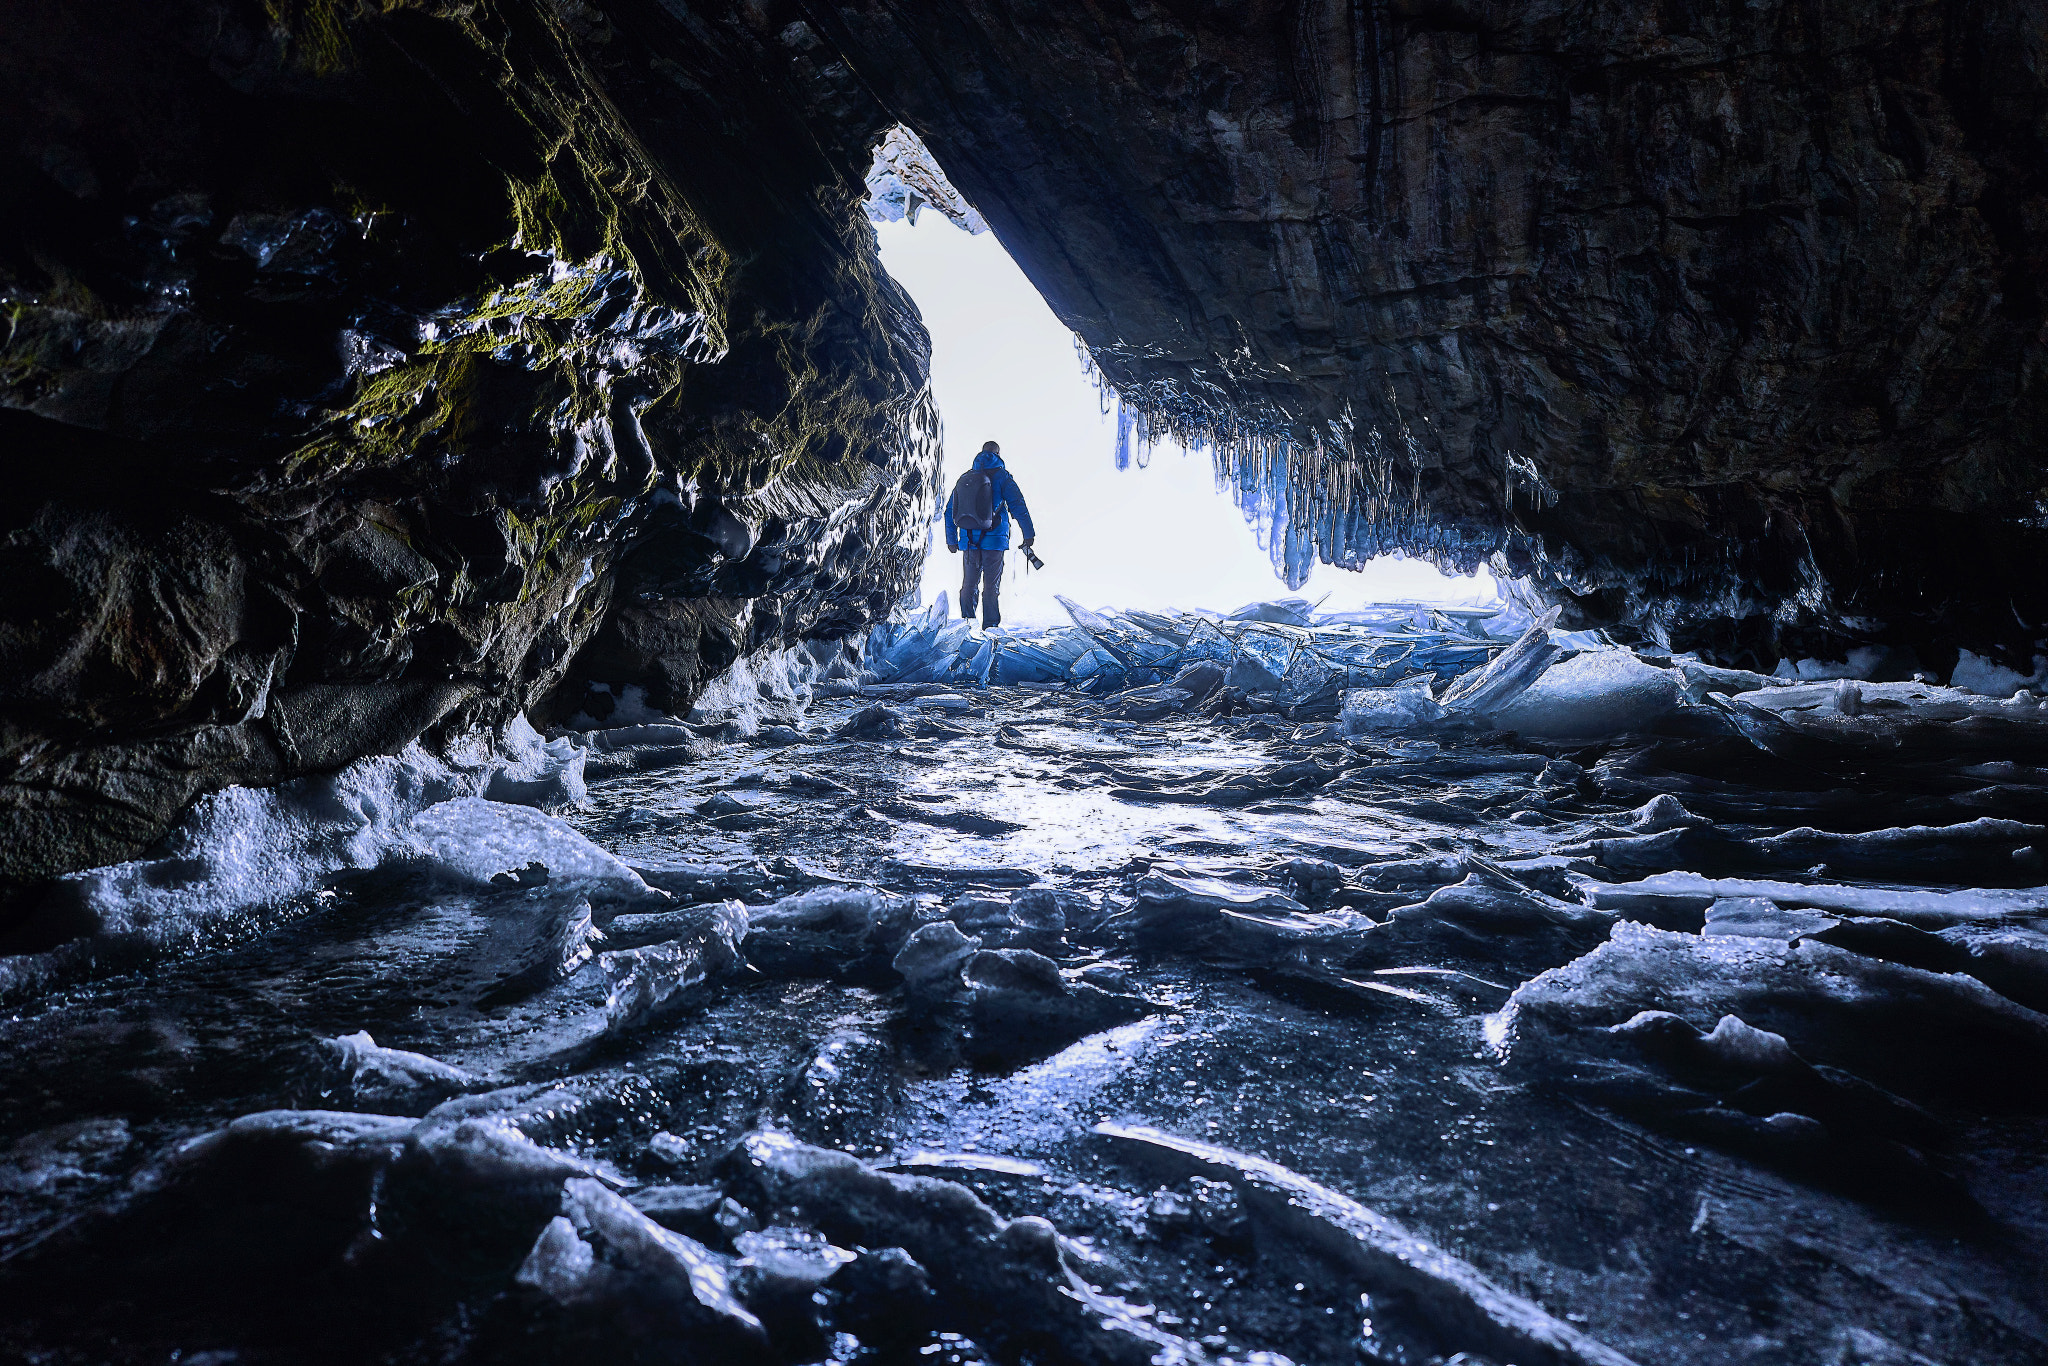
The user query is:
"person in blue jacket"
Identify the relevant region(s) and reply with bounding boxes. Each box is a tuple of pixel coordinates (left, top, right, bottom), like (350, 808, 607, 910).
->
(944, 440, 1035, 629)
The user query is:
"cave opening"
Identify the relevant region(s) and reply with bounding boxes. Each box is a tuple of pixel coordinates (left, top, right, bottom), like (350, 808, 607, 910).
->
(867, 141, 1496, 627)
(5, 10, 2048, 1366)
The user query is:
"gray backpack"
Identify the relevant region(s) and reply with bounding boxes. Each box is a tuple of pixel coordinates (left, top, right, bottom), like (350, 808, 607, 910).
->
(952, 468, 998, 531)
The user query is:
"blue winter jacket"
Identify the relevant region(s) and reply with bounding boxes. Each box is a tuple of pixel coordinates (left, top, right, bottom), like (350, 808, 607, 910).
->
(944, 450, 1036, 552)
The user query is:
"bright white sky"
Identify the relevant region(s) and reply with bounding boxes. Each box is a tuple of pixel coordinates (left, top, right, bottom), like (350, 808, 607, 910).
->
(874, 213, 1498, 626)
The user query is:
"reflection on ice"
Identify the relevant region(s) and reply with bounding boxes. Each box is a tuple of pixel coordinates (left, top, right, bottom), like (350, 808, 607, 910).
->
(6, 593, 2048, 1365)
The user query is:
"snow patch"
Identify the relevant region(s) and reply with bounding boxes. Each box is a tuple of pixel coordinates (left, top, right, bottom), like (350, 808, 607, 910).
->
(1951, 649, 2048, 697)
(3, 718, 622, 1002)
(407, 798, 651, 897)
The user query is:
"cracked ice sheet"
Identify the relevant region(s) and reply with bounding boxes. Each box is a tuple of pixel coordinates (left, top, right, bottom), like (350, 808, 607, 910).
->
(570, 697, 1623, 889)
(883, 780, 1445, 872)
(12, 683, 2048, 1366)
(875, 956, 2045, 1366)
(858, 738, 1553, 875)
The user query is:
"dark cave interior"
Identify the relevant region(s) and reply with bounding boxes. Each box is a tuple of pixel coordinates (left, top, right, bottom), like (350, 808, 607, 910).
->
(2, 3, 2047, 1364)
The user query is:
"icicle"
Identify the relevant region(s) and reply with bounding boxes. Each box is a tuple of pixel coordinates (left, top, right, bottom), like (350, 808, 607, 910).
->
(1089, 363, 1503, 586)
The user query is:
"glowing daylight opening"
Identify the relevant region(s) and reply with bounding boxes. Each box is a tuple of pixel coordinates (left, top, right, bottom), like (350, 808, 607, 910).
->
(870, 212, 1499, 628)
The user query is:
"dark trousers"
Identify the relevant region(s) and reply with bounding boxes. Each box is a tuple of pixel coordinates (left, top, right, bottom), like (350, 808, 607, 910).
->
(959, 547, 1004, 626)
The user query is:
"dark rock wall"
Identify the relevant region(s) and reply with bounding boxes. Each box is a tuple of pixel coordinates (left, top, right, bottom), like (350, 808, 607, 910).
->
(0, 0, 938, 901)
(819, 0, 2048, 664)
(6, 0, 2046, 894)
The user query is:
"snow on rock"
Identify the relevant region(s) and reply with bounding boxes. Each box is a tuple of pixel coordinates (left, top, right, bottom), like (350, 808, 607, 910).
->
(5, 719, 616, 1001)
(1951, 649, 2048, 697)
(480, 724, 590, 807)
(407, 798, 651, 898)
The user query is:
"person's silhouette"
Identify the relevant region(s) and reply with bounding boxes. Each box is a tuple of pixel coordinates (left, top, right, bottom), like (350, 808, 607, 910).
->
(944, 440, 1036, 630)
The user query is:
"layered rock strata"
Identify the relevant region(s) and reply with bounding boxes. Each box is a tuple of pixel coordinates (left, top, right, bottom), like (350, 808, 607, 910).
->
(0, 0, 937, 905)
(6, 0, 2048, 900)
(818, 0, 2048, 662)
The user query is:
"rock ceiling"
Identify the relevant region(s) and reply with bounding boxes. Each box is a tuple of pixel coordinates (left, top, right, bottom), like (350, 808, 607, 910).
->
(1, 0, 2044, 892)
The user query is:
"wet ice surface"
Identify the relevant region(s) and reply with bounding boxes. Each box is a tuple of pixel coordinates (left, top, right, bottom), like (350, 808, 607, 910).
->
(5, 670, 2048, 1364)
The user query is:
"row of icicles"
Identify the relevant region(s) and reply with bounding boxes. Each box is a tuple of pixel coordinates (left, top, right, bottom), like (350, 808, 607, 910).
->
(1073, 336, 1502, 588)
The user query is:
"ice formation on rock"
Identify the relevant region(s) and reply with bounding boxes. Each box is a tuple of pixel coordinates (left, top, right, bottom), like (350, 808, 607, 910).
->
(865, 125, 988, 234)
(8, 589, 2048, 1365)
(4, 719, 607, 1000)
(860, 593, 1513, 704)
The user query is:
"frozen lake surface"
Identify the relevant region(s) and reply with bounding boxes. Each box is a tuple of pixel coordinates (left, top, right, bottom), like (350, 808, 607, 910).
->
(3, 633, 2047, 1365)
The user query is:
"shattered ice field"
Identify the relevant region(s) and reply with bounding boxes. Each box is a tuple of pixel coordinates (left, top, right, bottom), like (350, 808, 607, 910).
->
(3, 599, 2048, 1366)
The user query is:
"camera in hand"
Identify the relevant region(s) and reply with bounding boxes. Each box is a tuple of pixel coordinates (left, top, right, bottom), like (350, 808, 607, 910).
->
(1022, 546, 1045, 571)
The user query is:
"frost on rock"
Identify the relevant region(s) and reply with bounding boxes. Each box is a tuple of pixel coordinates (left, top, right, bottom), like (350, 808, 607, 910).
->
(864, 124, 987, 233)
(11, 719, 597, 994)
(406, 797, 654, 900)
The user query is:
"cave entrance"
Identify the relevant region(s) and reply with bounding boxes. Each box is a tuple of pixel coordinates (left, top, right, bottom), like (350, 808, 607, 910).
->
(866, 134, 1495, 628)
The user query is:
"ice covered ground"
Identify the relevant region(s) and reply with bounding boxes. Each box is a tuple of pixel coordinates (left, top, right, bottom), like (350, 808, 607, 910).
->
(2, 605, 2047, 1365)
